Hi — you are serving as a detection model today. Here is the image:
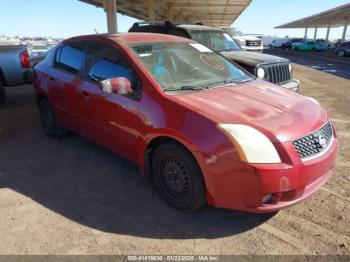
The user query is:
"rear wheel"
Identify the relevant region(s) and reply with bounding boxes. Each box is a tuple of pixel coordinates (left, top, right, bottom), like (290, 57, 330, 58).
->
(0, 82, 5, 108)
(152, 142, 206, 212)
(337, 50, 345, 57)
(38, 97, 69, 138)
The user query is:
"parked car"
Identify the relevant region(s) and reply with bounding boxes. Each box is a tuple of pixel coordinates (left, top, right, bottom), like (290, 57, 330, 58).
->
(334, 41, 350, 57)
(129, 22, 299, 92)
(0, 45, 32, 107)
(33, 33, 338, 213)
(281, 38, 304, 50)
(292, 40, 328, 51)
(270, 38, 289, 48)
(28, 43, 49, 57)
(221, 27, 263, 52)
(315, 39, 333, 49)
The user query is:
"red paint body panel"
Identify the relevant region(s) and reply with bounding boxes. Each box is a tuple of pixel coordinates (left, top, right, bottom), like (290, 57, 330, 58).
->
(33, 34, 338, 212)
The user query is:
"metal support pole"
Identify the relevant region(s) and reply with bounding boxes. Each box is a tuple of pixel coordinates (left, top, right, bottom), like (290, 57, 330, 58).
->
(326, 24, 331, 41)
(167, 3, 173, 22)
(103, 0, 117, 34)
(314, 27, 318, 40)
(148, 0, 155, 21)
(304, 27, 308, 39)
(342, 22, 348, 41)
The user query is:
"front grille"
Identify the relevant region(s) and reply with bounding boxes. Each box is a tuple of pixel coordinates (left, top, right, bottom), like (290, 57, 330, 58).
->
(246, 40, 261, 47)
(260, 63, 291, 84)
(292, 122, 333, 160)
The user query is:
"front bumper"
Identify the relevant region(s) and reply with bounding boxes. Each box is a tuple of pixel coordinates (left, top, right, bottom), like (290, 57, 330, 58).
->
(241, 46, 264, 52)
(199, 134, 338, 213)
(280, 79, 300, 92)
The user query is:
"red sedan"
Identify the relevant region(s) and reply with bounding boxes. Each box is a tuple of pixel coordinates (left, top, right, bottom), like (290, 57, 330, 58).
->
(33, 33, 338, 213)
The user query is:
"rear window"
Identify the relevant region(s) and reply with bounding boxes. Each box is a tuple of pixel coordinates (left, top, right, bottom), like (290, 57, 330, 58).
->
(54, 42, 85, 75)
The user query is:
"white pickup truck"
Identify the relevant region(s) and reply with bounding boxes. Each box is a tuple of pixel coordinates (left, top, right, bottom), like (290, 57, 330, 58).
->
(0, 45, 32, 107)
(222, 27, 264, 52)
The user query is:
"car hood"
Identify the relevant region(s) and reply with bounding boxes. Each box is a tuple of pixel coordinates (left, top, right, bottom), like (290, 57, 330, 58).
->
(172, 80, 328, 143)
(221, 51, 289, 67)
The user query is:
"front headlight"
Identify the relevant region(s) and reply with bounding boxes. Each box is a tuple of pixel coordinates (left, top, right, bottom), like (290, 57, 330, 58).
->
(217, 124, 281, 164)
(257, 67, 265, 79)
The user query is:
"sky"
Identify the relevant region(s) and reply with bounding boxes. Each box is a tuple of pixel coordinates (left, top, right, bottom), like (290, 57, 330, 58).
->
(0, 0, 349, 40)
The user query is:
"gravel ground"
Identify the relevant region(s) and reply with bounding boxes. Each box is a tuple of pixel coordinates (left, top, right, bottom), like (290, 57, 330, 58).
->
(0, 64, 349, 255)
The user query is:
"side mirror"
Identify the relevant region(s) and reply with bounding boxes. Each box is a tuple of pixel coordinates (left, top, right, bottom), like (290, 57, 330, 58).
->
(100, 77, 132, 95)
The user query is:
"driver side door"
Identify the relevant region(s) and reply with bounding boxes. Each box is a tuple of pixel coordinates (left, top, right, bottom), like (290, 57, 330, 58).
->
(78, 41, 143, 161)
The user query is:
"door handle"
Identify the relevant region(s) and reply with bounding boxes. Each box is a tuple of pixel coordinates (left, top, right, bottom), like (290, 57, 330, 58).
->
(81, 91, 91, 101)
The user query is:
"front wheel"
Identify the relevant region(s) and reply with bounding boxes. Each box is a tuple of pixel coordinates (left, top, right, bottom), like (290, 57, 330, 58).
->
(38, 98, 69, 139)
(0, 82, 5, 108)
(337, 50, 345, 57)
(152, 142, 206, 212)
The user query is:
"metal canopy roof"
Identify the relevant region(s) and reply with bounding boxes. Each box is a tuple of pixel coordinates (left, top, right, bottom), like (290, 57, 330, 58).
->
(80, 0, 252, 26)
(275, 3, 350, 28)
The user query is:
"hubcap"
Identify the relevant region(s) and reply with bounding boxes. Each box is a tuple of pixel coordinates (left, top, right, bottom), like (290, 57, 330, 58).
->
(160, 155, 190, 200)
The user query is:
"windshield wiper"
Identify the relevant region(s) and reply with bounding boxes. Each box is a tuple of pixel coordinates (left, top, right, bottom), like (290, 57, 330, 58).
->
(224, 78, 253, 84)
(181, 85, 207, 91)
(219, 48, 234, 52)
(207, 78, 253, 88)
(164, 85, 207, 92)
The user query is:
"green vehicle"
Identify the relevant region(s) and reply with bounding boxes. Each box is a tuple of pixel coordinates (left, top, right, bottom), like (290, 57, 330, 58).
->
(292, 40, 328, 51)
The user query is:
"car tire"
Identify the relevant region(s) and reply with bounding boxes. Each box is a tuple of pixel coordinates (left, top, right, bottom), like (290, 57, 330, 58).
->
(152, 141, 207, 212)
(0, 81, 5, 108)
(337, 50, 345, 57)
(38, 98, 69, 139)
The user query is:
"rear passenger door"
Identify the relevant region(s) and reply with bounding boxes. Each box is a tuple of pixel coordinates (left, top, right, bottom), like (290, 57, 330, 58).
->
(50, 41, 86, 133)
(78, 41, 143, 160)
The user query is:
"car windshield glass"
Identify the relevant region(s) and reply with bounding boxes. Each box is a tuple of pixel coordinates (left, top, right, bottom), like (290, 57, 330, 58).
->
(223, 27, 243, 36)
(129, 42, 250, 91)
(189, 30, 241, 52)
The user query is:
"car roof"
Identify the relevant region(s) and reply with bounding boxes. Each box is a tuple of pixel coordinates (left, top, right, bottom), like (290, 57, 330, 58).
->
(63, 33, 193, 45)
(177, 24, 223, 32)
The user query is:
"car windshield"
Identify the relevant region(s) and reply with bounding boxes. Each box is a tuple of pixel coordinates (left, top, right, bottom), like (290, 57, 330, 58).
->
(129, 42, 250, 92)
(189, 30, 241, 52)
(223, 27, 243, 36)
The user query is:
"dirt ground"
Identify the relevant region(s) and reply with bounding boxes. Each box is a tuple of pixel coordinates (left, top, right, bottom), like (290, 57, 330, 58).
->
(0, 63, 349, 255)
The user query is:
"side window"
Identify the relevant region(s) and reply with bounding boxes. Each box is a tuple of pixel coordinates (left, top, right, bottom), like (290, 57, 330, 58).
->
(85, 42, 141, 97)
(167, 29, 190, 38)
(54, 42, 85, 75)
(191, 32, 210, 47)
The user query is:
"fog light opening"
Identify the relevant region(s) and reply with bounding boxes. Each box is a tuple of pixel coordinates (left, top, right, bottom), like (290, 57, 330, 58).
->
(262, 194, 273, 204)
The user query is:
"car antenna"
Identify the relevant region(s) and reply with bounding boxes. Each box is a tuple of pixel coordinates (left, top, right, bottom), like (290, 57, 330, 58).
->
(94, 29, 99, 34)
